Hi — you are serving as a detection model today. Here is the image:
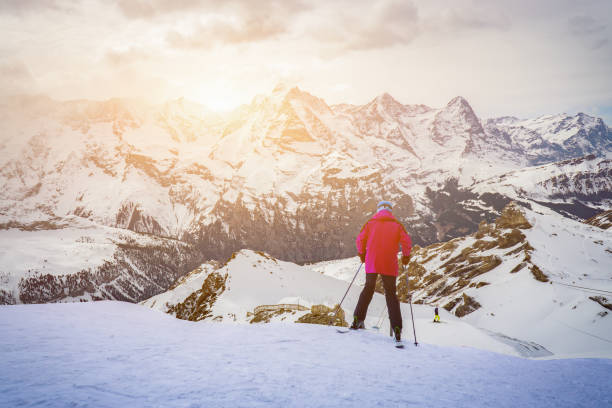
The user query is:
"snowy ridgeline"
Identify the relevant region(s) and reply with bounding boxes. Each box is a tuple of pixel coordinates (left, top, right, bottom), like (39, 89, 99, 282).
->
(1, 301, 612, 408)
(1, 86, 610, 268)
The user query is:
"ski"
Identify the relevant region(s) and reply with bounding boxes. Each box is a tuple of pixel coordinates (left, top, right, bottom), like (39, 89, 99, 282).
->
(336, 326, 381, 334)
(336, 328, 351, 334)
(336, 328, 370, 334)
(337, 328, 406, 348)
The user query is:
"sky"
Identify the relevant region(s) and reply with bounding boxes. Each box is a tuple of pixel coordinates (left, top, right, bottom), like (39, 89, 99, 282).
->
(1, 0, 611, 123)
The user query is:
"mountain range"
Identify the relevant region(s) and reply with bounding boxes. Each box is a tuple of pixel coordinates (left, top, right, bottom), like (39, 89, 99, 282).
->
(0, 85, 610, 304)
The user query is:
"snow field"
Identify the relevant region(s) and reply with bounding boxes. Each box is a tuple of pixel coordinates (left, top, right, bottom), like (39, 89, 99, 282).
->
(1, 301, 611, 408)
(143, 250, 518, 356)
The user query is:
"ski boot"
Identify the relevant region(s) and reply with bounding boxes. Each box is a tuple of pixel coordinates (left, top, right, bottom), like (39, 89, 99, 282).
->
(394, 326, 402, 342)
(350, 316, 365, 330)
(393, 326, 404, 348)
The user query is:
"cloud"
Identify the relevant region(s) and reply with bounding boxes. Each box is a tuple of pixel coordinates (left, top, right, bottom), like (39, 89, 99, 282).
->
(166, 16, 287, 49)
(568, 15, 609, 50)
(592, 37, 609, 50)
(309, 0, 420, 53)
(115, 0, 309, 20)
(568, 15, 606, 36)
(442, 8, 511, 31)
(140, 0, 514, 55)
(0, 61, 31, 77)
(0, 0, 67, 15)
(114, 0, 207, 19)
(105, 47, 155, 66)
(0, 61, 37, 97)
(133, 0, 312, 49)
(304, 0, 510, 55)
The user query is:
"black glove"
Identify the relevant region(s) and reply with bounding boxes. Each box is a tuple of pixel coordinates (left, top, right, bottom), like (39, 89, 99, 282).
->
(359, 253, 366, 263)
(401, 255, 410, 265)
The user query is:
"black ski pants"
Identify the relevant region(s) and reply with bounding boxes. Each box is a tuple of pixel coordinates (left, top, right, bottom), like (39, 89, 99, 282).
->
(353, 273, 402, 330)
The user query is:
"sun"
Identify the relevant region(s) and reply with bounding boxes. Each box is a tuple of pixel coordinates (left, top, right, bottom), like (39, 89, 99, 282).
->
(188, 84, 245, 113)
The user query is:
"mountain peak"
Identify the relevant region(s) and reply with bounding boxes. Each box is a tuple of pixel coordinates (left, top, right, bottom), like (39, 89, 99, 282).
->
(377, 92, 397, 103)
(446, 96, 471, 109)
(444, 96, 479, 122)
(272, 82, 297, 95)
(260, 83, 317, 106)
(371, 92, 401, 107)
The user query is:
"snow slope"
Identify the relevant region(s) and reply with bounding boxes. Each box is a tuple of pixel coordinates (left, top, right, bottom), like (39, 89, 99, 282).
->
(0, 216, 203, 304)
(375, 202, 612, 359)
(1, 301, 611, 408)
(470, 155, 612, 218)
(142, 219, 612, 359)
(308, 203, 612, 358)
(141, 249, 514, 356)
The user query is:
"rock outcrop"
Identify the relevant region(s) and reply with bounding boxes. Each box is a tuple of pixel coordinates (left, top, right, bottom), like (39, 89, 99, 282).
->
(395, 202, 547, 318)
(296, 304, 348, 327)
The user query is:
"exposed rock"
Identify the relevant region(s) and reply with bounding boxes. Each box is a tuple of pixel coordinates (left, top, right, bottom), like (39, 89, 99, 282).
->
(167, 271, 228, 321)
(250, 308, 295, 323)
(585, 210, 612, 230)
(396, 199, 548, 317)
(443, 297, 461, 312)
(510, 262, 527, 274)
(296, 304, 348, 327)
(0, 289, 16, 305)
(249, 303, 309, 323)
(589, 296, 612, 311)
(498, 229, 526, 249)
(495, 202, 532, 229)
(455, 293, 482, 317)
(530, 265, 549, 282)
(475, 221, 495, 239)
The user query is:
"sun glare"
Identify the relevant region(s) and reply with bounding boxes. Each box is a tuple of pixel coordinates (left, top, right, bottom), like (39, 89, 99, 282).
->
(189, 85, 245, 113)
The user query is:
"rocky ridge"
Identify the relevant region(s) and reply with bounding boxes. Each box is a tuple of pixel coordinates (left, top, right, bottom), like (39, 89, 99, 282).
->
(585, 210, 612, 230)
(393, 203, 545, 318)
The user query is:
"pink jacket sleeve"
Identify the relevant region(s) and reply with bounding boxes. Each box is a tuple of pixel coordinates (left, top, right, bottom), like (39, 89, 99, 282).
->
(400, 228, 412, 257)
(356, 222, 369, 254)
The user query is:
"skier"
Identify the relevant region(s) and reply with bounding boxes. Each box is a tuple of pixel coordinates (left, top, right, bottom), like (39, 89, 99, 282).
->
(351, 200, 412, 343)
(434, 306, 440, 323)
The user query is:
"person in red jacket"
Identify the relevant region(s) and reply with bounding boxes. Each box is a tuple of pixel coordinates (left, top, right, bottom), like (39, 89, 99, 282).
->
(351, 200, 412, 342)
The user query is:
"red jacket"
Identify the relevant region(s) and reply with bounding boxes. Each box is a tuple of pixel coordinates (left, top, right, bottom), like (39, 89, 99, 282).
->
(356, 210, 412, 276)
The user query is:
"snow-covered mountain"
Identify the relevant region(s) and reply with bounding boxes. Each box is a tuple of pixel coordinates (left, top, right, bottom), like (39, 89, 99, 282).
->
(142, 203, 612, 358)
(1, 86, 610, 304)
(0, 216, 203, 305)
(484, 113, 611, 165)
(141, 249, 353, 325)
(470, 155, 611, 219)
(398, 202, 612, 358)
(141, 249, 532, 356)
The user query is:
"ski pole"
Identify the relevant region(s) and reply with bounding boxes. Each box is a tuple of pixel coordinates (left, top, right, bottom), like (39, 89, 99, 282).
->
(405, 264, 418, 346)
(329, 263, 362, 326)
(373, 302, 387, 331)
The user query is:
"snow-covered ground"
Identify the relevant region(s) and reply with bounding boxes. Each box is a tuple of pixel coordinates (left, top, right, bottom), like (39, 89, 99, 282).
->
(312, 204, 612, 359)
(1, 301, 611, 408)
(465, 204, 612, 358)
(142, 249, 523, 357)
